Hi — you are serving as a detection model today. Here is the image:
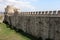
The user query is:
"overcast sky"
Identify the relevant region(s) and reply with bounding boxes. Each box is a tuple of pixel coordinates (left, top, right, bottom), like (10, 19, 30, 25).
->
(0, 0, 60, 12)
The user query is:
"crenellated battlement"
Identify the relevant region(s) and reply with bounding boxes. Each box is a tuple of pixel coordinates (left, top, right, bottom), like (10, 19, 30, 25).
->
(15, 10, 60, 17)
(20, 10, 60, 15)
(5, 10, 60, 17)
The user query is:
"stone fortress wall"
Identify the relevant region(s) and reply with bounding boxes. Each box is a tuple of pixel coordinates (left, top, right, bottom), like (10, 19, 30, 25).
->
(4, 5, 60, 40)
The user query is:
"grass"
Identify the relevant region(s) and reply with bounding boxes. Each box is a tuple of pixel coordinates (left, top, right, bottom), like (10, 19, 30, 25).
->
(0, 23, 31, 40)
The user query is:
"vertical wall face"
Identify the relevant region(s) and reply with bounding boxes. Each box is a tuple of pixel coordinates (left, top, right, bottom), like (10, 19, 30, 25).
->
(4, 10, 60, 40)
(49, 17, 60, 40)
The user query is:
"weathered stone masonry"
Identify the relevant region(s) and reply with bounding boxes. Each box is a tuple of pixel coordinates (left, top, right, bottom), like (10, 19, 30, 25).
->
(4, 5, 60, 40)
(4, 10, 60, 40)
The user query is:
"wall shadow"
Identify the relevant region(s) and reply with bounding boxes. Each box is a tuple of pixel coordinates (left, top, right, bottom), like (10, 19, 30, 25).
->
(45, 38, 54, 40)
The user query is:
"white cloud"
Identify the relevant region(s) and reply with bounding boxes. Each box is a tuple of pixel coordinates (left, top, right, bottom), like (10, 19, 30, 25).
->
(0, 4, 5, 12)
(0, 0, 37, 12)
(0, 0, 3, 2)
